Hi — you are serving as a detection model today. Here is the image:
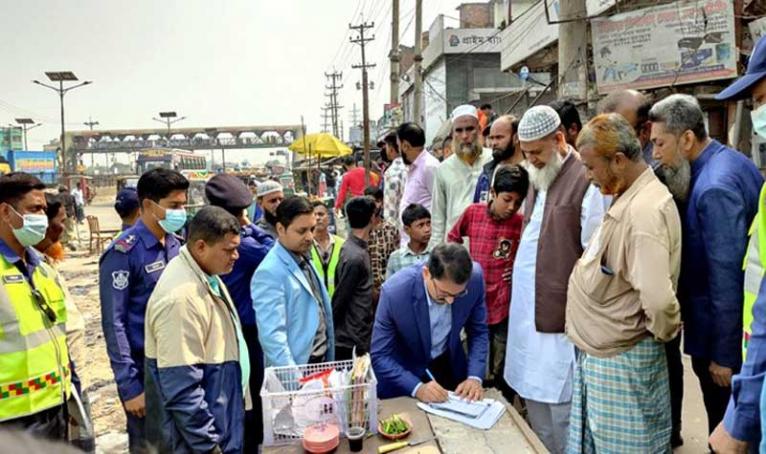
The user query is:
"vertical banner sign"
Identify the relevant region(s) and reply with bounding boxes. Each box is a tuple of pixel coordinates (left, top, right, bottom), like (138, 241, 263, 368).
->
(591, 0, 737, 94)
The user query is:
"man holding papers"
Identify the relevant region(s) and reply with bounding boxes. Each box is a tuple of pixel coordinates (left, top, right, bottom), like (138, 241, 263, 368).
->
(370, 243, 489, 402)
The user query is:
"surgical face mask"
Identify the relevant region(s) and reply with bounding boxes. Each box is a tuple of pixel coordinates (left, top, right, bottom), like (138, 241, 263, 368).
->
(751, 103, 766, 139)
(8, 206, 48, 247)
(154, 202, 187, 234)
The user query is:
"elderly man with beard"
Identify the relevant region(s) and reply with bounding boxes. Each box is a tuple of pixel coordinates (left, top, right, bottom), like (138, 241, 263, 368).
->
(429, 105, 492, 248)
(650, 94, 763, 439)
(600, 89, 684, 447)
(473, 115, 524, 203)
(503, 105, 609, 454)
(567, 113, 682, 453)
(255, 181, 284, 240)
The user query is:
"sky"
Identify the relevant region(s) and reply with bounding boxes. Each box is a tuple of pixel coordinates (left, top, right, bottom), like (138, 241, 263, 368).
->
(0, 0, 468, 163)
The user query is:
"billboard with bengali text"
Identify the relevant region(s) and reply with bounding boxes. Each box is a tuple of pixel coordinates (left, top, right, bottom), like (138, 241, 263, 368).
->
(591, 0, 737, 94)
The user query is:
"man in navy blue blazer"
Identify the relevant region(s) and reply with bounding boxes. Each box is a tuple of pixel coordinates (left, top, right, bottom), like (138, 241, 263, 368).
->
(371, 243, 489, 402)
(650, 94, 763, 437)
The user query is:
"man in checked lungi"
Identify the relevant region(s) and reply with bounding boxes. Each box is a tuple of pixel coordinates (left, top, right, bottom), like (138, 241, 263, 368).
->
(566, 113, 683, 452)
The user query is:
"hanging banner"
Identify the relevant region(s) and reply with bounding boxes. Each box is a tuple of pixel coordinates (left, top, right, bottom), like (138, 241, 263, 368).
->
(591, 0, 737, 94)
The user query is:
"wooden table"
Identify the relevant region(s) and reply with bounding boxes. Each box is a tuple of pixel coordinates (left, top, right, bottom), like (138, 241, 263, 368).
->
(263, 389, 547, 453)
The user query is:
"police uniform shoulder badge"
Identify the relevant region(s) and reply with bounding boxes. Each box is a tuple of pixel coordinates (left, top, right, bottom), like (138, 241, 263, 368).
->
(114, 234, 137, 254)
(112, 270, 129, 290)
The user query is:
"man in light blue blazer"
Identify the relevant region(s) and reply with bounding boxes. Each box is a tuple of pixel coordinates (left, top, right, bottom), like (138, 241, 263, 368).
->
(371, 243, 489, 402)
(251, 196, 335, 367)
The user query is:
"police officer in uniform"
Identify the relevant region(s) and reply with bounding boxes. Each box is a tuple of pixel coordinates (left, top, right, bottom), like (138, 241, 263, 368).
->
(0, 173, 71, 440)
(205, 174, 273, 450)
(99, 168, 189, 453)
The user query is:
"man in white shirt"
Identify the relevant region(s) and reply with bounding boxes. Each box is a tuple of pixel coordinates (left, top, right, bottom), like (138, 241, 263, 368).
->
(428, 105, 492, 248)
(71, 182, 85, 224)
(503, 105, 609, 454)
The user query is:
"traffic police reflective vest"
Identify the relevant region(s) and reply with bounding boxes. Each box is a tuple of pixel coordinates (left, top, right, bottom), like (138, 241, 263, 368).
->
(0, 252, 70, 422)
(743, 185, 766, 358)
(310, 236, 344, 297)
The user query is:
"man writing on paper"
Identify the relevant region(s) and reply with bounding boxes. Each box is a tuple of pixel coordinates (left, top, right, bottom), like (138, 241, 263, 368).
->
(370, 243, 489, 403)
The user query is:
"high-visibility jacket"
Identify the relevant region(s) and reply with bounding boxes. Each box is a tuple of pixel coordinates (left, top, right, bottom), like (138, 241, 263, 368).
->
(310, 236, 344, 297)
(0, 251, 70, 422)
(743, 185, 766, 358)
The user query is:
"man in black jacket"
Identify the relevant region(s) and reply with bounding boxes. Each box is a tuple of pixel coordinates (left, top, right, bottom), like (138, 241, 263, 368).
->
(333, 196, 376, 360)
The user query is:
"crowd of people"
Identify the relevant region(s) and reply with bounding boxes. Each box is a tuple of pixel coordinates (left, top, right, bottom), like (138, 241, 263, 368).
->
(3, 36, 766, 454)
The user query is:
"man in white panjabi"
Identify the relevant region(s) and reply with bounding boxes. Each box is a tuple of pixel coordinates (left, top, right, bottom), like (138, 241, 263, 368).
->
(428, 104, 492, 248)
(503, 105, 609, 454)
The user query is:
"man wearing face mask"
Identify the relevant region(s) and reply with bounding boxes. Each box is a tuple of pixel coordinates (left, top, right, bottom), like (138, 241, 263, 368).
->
(0, 173, 72, 440)
(429, 105, 492, 248)
(649, 94, 763, 441)
(99, 168, 189, 453)
(709, 36, 766, 453)
(473, 115, 524, 203)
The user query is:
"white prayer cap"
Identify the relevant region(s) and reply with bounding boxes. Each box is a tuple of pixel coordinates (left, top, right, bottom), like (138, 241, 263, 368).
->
(256, 180, 283, 197)
(451, 104, 478, 121)
(518, 105, 562, 142)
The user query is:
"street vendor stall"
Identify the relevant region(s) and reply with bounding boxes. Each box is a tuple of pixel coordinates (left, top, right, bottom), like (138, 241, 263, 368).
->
(259, 354, 546, 454)
(263, 389, 546, 454)
(288, 132, 352, 196)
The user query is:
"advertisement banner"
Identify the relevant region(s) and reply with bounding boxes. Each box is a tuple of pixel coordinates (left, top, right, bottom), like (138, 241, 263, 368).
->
(591, 0, 737, 94)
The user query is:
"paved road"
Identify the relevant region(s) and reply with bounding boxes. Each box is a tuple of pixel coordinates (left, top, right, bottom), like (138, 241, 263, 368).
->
(81, 200, 715, 452)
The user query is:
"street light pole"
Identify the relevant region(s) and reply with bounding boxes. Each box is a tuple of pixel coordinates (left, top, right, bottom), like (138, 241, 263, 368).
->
(152, 111, 186, 146)
(14, 119, 42, 150)
(33, 72, 92, 175)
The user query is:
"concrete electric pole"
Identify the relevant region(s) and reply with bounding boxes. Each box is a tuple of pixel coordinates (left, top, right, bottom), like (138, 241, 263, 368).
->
(412, 0, 423, 124)
(557, 0, 588, 102)
(350, 21, 376, 187)
(390, 0, 400, 106)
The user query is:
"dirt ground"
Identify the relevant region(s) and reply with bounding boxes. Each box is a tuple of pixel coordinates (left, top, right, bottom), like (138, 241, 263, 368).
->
(63, 200, 711, 453)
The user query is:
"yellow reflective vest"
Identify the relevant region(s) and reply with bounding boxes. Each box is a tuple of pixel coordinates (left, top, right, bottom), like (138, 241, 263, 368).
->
(0, 249, 70, 422)
(310, 236, 344, 297)
(743, 185, 766, 358)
